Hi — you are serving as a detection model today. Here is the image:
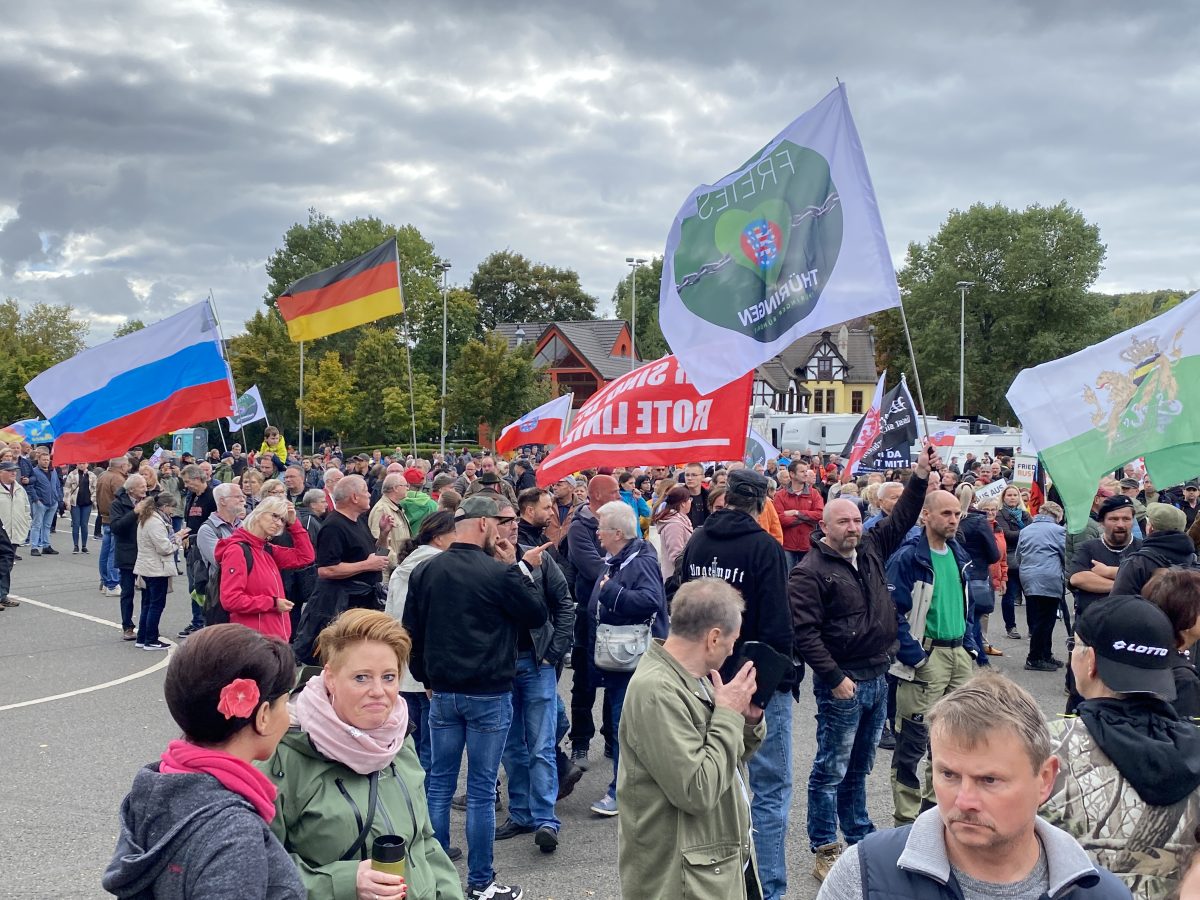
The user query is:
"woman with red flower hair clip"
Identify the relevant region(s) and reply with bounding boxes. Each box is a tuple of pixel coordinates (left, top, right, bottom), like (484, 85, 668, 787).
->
(103, 624, 304, 899)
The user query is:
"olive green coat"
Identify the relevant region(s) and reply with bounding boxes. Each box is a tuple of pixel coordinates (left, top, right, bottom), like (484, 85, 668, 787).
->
(262, 729, 464, 900)
(617, 639, 766, 899)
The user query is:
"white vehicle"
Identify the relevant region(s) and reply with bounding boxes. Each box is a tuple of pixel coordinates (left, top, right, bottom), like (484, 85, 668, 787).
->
(754, 409, 968, 458)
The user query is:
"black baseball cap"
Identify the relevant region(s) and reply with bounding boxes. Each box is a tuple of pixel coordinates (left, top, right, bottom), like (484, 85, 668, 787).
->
(1074, 595, 1175, 700)
(1096, 494, 1135, 521)
(728, 468, 769, 499)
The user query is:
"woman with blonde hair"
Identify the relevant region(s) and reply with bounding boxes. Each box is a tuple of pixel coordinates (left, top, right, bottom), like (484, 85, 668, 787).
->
(265, 609, 464, 899)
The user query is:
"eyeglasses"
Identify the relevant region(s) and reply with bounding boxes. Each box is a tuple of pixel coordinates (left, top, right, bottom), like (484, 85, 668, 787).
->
(268, 512, 286, 522)
(492, 516, 516, 525)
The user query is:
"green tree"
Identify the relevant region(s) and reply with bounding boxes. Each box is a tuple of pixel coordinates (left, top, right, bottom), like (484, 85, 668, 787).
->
(0, 299, 89, 425)
(349, 327, 407, 443)
(263, 210, 441, 362)
(469, 250, 597, 328)
(1101, 289, 1190, 332)
(872, 201, 1110, 421)
(113, 319, 146, 337)
(381, 372, 441, 447)
(408, 287, 484, 374)
(612, 257, 668, 360)
(300, 351, 357, 442)
(227, 310, 301, 437)
(447, 332, 551, 446)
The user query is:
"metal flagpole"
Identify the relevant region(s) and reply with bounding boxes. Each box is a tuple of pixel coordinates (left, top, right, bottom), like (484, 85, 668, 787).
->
(396, 241, 418, 456)
(216, 419, 228, 452)
(298, 341, 305, 459)
(896, 296, 932, 438)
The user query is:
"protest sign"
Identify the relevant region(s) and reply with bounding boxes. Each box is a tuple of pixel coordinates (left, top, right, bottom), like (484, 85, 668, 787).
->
(975, 478, 1008, 502)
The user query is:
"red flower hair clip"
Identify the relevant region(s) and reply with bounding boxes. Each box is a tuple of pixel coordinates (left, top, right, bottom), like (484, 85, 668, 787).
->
(217, 678, 260, 720)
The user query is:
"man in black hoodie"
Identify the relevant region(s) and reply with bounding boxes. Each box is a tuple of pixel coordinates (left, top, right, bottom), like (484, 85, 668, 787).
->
(1043, 594, 1200, 898)
(1110, 502, 1197, 597)
(680, 467, 794, 900)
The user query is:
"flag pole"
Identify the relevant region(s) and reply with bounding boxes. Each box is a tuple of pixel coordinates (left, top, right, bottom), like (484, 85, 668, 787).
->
(395, 240, 418, 457)
(298, 341, 305, 460)
(896, 296, 932, 438)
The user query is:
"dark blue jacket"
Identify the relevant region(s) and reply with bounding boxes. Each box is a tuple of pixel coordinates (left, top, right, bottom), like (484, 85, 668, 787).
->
(886, 531, 977, 670)
(589, 538, 668, 638)
(957, 509, 1000, 583)
(28, 465, 60, 506)
(567, 505, 605, 605)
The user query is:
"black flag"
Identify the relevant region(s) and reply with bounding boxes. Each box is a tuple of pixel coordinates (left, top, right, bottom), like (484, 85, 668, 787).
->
(841, 376, 920, 474)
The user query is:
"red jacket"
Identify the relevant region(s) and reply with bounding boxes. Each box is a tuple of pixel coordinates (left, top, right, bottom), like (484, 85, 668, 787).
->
(215, 520, 314, 641)
(773, 486, 825, 552)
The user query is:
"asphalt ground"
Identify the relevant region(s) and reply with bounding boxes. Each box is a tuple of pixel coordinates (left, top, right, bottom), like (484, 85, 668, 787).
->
(0, 527, 1074, 900)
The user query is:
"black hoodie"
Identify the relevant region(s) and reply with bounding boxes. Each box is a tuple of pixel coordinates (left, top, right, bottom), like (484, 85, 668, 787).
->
(103, 764, 303, 899)
(1077, 695, 1200, 806)
(680, 507, 796, 689)
(1109, 530, 1198, 597)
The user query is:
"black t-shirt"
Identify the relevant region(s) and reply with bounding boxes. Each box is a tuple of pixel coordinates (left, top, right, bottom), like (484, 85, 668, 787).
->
(1068, 536, 1142, 613)
(184, 487, 217, 534)
(315, 511, 381, 585)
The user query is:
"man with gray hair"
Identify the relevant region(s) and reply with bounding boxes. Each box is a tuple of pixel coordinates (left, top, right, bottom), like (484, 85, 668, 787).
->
(818, 673, 1127, 900)
(617, 578, 766, 899)
(96, 456, 131, 595)
(187, 481, 248, 637)
(1014, 501, 1067, 673)
(368, 472, 413, 576)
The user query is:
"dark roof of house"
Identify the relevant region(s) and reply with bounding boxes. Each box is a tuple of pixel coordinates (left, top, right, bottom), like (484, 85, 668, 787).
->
(754, 326, 878, 388)
(494, 319, 638, 381)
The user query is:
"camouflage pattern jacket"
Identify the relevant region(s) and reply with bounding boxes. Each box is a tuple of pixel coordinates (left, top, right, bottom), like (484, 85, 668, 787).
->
(1043, 714, 1200, 899)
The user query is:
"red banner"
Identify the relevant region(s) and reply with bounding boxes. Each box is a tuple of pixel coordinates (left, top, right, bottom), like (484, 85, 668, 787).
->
(535, 356, 752, 486)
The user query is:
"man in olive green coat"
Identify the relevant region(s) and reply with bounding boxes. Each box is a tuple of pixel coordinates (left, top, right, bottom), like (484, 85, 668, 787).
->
(617, 578, 767, 900)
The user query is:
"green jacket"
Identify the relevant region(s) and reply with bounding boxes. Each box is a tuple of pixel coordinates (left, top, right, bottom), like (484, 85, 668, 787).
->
(399, 490, 438, 533)
(262, 729, 464, 900)
(617, 639, 766, 900)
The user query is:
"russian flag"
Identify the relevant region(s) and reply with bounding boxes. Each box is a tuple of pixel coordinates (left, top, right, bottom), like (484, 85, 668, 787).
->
(26, 301, 236, 465)
(495, 393, 574, 454)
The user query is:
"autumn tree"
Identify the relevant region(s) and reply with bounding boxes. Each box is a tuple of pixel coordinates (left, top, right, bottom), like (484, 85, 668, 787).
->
(470, 250, 597, 328)
(227, 310, 301, 438)
(872, 201, 1111, 421)
(447, 332, 551, 446)
(300, 351, 356, 442)
(0, 299, 89, 425)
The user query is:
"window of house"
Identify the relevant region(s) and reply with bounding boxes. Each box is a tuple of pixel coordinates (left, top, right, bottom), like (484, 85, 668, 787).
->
(817, 357, 833, 381)
(826, 390, 836, 413)
(814, 391, 824, 413)
(851, 391, 863, 414)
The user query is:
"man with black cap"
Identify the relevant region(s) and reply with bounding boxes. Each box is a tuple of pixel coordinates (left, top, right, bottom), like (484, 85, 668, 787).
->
(1110, 502, 1197, 597)
(1181, 479, 1200, 529)
(1043, 595, 1200, 899)
(1067, 494, 1142, 616)
(679, 466, 795, 900)
(464, 455, 518, 506)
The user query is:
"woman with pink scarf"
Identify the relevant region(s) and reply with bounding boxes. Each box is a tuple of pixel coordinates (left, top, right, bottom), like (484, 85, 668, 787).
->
(104, 624, 304, 898)
(264, 609, 464, 900)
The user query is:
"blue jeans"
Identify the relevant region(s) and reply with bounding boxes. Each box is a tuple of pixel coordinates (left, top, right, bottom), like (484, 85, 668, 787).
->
(501, 656, 561, 831)
(402, 691, 432, 774)
(556, 696, 570, 744)
(1001, 571, 1021, 631)
(100, 525, 119, 589)
(748, 691, 794, 900)
(70, 506, 91, 550)
(603, 670, 632, 797)
(428, 692, 513, 888)
(135, 575, 169, 643)
(30, 500, 53, 549)
(808, 673, 887, 849)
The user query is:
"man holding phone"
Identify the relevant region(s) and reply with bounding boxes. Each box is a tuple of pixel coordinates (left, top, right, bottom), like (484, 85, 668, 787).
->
(790, 440, 943, 882)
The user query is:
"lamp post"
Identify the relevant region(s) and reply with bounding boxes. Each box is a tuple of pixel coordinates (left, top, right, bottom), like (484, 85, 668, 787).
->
(625, 256, 647, 370)
(956, 280, 974, 417)
(436, 261, 451, 459)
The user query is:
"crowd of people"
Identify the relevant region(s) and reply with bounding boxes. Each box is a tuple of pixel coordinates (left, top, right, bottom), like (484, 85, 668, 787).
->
(3, 429, 1200, 899)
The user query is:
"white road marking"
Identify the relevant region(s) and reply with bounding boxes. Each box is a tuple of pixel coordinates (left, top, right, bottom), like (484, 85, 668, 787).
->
(0, 594, 173, 712)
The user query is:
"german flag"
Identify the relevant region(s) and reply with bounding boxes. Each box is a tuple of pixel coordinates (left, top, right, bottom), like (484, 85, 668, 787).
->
(276, 237, 403, 342)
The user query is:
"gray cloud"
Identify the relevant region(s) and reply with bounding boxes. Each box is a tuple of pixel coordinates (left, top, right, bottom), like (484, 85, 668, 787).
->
(0, 1, 1197, 349)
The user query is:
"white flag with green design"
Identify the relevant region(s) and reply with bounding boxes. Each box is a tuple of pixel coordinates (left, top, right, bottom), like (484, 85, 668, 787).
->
(1007, 291, 1200, 532)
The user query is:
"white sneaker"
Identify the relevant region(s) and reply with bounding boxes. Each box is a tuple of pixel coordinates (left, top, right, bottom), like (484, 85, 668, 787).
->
(103, 587, 120, 597)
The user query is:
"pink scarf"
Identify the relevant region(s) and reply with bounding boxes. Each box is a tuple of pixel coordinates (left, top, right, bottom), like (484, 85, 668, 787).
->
(293, 672, 408, 775)
(160, 740, 278, 823)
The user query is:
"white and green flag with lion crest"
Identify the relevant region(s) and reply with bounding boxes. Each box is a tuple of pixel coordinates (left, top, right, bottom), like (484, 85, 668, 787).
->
(658, 83, 900, 394)
(1008, 291, 1200, 532)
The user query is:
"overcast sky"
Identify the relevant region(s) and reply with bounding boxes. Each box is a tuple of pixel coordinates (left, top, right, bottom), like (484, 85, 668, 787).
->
(2, 1, 1197, 345)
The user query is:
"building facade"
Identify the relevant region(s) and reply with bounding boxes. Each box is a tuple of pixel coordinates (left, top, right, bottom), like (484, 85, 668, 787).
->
(494, 320, 639, 408)
(753, 325, 879, 415)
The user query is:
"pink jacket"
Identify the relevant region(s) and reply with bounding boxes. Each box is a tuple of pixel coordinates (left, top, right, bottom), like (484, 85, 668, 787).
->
(215, 520, 314, 641)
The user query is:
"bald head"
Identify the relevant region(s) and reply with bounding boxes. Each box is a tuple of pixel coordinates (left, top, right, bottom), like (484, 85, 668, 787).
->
(588, 474, 620, 507)
(924, 489, 961, 545)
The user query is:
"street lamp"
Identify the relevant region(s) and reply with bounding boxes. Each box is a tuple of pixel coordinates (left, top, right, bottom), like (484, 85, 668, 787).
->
(436, 261, 451, 459)
(956, 280, 974, 417)
(626, 257, 647, 370)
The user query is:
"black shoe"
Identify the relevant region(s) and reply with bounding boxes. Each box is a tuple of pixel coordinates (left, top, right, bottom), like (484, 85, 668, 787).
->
(1048, 656, 1065, 669)
(494, 818, 535, 841)
(0, 597, 20, 608)
(81, 546, 89, 553)
(468, 882, 523, 900)
(878, 721, 896, 750)
(535, 825, 559, 854)
(13, 554, 21, 561)
(444, 846, 462, 862)
(72, 547, 78, 554)
(557, 762, 584, 800)
(30, 549, 40, 557)
(42, 547, 59, 555)
(453, 792, 501, 812)
(1025, 659, 1057, 672)
(570, 746, 590, 771)
(177, 623, 201, 638)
